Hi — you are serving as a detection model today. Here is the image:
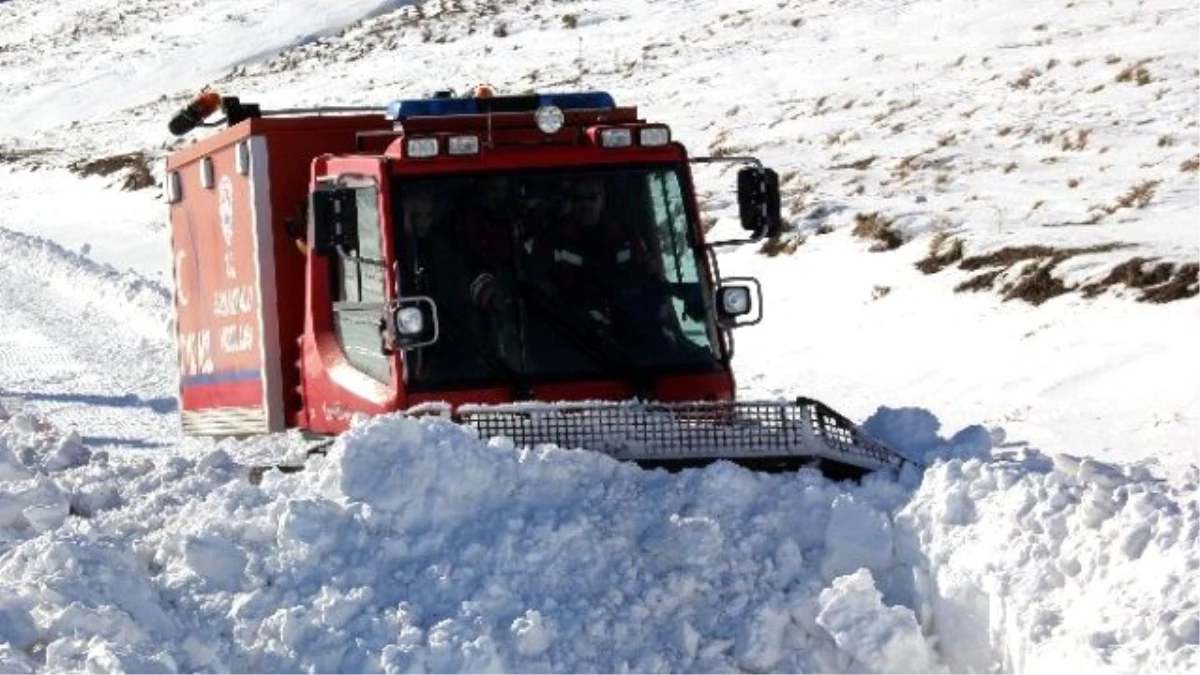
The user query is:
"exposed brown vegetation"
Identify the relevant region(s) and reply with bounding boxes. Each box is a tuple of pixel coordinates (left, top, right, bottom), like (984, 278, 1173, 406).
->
(1061, 129, 1090, 151)
(1087, 180, 1162, 221)
(1143, 264, 1199, 302)
(1003, 263, 1070, 304)
(960, 245, 1067, 271)
(69, 152, 156, 191)
(916, 233, 965, 274)
(955, 270, 1002, 293)
(950, 243, 1131, 305)
(758, 234, 802, 256)
(851, 212, 902, 251)
(832, 155, 877, 170)
(1181, 156, 1199, 173)
(1113, 180, 1159, 209)
(1083, 258, 1199, 302)
(1116, 59, 1153, 85)
(1011, 68, 1041, 89)
(870, 99, 919, 124)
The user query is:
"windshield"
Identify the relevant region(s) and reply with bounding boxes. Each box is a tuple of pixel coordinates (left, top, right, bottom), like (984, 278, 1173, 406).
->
(394, 167, 723, 389)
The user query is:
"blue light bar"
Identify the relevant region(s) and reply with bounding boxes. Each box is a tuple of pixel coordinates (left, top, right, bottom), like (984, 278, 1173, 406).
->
(386, 91, 616, 121)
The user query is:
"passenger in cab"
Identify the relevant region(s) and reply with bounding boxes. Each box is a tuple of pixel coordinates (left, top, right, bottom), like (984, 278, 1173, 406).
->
(531, 176, 675, 345)
(455, 175, 523, 361)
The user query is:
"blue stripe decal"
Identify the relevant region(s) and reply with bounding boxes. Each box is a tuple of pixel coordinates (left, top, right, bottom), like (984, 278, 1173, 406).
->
(182, 370, 262, 387)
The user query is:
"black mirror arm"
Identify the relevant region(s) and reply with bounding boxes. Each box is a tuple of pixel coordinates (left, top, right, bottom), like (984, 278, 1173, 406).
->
(689, 156, 764, 168)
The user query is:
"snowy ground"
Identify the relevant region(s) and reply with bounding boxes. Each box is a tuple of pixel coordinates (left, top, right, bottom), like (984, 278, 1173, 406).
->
(1, 0, 1197, 672)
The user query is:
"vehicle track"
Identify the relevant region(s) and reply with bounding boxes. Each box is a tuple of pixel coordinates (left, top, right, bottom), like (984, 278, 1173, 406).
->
(0, 226, 179, 451)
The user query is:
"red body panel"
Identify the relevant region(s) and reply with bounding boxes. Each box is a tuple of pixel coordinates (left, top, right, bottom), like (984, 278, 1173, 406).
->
(167, 106, 737, 437)
(167, 116, 391, 435)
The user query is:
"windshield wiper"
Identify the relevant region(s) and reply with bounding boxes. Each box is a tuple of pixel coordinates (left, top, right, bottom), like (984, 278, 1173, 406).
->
(515, 280, 654, 399)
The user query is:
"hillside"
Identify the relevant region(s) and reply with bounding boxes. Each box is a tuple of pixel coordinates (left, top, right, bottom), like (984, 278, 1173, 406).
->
(0, 0, 1197, 672)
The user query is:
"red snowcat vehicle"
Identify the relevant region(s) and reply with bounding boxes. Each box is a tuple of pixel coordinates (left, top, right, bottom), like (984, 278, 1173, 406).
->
(164, 88, 908, 477)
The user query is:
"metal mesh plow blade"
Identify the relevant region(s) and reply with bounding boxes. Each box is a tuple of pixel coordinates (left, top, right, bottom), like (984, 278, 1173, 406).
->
(443, 399, 911, 473)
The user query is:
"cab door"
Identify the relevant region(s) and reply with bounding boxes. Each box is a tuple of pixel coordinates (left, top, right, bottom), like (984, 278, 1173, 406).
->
(301, 157, 404, 433)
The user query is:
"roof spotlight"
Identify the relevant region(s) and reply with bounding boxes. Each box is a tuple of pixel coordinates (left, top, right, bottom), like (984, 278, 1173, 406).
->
(535, 105, 565, 134)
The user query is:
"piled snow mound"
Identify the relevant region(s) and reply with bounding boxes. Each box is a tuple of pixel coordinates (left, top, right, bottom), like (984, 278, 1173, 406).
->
(901, 453, 1199, 673)
(0, 403, 91, 544)
(1, 408, 1196, 673)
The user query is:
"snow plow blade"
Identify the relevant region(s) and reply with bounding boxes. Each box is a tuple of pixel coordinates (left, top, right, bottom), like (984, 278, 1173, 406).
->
(450, 397, 915, 479)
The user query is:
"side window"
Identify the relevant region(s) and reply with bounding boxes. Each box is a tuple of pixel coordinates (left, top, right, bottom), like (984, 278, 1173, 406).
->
(332, 179, 391, 383)
(646, 172, 715, 351)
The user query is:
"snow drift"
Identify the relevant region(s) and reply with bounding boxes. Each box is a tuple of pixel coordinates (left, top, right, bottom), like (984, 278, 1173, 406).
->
(1, 404, 1194, 673)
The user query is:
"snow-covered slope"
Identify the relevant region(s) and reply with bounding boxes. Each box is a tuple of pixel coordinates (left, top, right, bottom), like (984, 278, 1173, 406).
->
(0, 0, 1197, 672)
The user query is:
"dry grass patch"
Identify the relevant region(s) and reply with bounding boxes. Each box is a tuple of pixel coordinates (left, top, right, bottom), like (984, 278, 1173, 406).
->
(1113, 180, 1160, 209)
(955, 269, 1003, 293)
(1011, 68, 1041, 89)
(832, 155, 877, 170)
(1083, 258, 1199, 302)
(952, 243, 1130, 305)
(1087, 179, 1161, 221)
(1061, 129, 1090, 151)
(871, 99, 920, 124)
(1181, 156, 1199, 173)
(758, 234, 803, 256)
(1116, 59, 1153, 85)
(69, 151, 156, 190)
(1001, 263, 1071, 305)
(915, 232, 964, 273)
(851, 212, 902, 251)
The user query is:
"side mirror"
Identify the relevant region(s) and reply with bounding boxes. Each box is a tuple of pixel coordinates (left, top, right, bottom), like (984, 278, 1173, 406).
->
(386, 296, 439, 350)
(310, 187, 359, 257)
(715, 278, 763, 328)
(737, 168, 782, 239)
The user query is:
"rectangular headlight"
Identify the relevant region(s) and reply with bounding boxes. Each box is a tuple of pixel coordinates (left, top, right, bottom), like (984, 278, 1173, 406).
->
(598, 127, 633, 148)
(446, 135, 480, 155)
(639, 126, 671, 146)
(406, 137, 439, 158)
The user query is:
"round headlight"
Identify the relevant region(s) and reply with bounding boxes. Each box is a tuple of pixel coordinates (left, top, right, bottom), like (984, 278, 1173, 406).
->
(535, 105, 565, 134)
(396, 307, 425, 335)
(720, 287, 751, 316)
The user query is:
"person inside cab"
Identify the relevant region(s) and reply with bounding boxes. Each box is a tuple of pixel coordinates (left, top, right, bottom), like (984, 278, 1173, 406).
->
(399, 186, 481, 381)
(531, 175, 677, 349)
(454, 175, 523, 362)
(403, 187, 457, 297)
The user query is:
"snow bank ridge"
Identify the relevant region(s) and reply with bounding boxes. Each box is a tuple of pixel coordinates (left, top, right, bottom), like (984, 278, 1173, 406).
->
(2, 407, 1195, 672)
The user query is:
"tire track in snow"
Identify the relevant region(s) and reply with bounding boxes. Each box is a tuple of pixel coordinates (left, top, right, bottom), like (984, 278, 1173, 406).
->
(0, 225, 179, 450)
